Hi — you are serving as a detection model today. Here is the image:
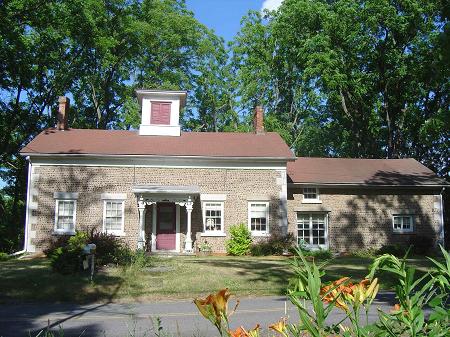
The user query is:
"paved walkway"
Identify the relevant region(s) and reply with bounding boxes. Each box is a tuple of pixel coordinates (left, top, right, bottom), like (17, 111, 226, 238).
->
(0, 293, 397, 337)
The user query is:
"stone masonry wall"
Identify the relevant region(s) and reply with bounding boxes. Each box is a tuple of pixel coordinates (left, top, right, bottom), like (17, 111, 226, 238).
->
(287, 188, 441, 252)
(31, 165, 284, 253)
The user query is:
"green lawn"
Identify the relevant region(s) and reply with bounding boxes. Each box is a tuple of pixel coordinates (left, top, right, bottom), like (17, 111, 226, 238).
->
(0, 255, 436, 303)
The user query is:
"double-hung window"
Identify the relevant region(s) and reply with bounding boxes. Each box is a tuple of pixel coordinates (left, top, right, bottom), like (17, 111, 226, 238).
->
(54, 193, 78, 234)
(103, 200, 125, 235)
(203, 202, 224, 233)
(393, 215, 414, 233)
(302, 187, 321, 203)
(248, 202, 269, 235)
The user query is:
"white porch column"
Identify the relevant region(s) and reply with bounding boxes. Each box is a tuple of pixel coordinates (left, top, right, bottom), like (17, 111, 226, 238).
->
(184, 196, 194, 253)
(137, 196, 146, 250)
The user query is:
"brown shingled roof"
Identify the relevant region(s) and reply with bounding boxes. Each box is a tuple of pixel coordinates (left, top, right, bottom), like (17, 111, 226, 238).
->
(287, 157, 446, 186)
(20, 128, 295, 159)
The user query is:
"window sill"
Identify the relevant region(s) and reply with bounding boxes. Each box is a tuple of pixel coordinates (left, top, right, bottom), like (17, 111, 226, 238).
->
(53, 231, 76, 236)
(104, 231, 126, 237)
(393, 230, 414, 234)
(251, 232, 269, 237)
(301, 199, 322, 204)
(201, 232, 226, 237)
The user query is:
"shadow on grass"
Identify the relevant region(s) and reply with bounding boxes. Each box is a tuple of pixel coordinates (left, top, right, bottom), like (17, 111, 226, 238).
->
(190, 256, 293, 295)
(0, 258, 123, 303)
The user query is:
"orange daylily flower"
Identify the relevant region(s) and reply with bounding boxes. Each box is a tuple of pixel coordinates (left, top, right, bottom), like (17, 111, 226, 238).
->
(269, 318, 287, 335)
(320, 277, 379, 312)
(228, 324, 260, 337)
(194, 288, 236, 330)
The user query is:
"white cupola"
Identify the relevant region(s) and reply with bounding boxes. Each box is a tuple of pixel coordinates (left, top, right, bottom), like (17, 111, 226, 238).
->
(136, 89, 187, 136)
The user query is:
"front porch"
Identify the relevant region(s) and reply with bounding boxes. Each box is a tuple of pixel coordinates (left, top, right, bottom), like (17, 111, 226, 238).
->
(133, 185, 200, 253)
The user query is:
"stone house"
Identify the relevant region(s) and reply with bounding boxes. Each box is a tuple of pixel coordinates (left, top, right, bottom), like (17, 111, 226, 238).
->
(20, 90, 447, 253)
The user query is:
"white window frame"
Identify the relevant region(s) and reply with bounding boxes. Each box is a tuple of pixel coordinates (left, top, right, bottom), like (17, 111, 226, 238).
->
(302, 187, 322, 204)
(248, 201, 270, 236)
(54, 199, 77, 235)
(392, 215, 414, 233)
(296, 212, 329, 250)
(201, 201, 225, 236)
(103, 200, 126, 236)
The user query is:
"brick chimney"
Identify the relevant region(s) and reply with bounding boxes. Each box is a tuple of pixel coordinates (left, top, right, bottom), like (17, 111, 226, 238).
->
(57, 96, 70, 130)
(254, 105, 264, 134)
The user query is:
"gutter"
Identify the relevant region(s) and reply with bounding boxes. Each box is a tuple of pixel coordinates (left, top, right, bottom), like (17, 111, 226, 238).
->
(23, 157, 32, 252)
(439, 187, 446, 247)
(288, 182, 448, 188)
(19, 153, 296, 162)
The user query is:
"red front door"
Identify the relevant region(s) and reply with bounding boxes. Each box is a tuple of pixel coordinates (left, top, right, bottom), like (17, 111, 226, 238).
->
(156, 203, 176, 250)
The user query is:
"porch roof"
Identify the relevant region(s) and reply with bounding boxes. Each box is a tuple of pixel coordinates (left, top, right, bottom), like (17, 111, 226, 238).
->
(132, 185, 200, 195)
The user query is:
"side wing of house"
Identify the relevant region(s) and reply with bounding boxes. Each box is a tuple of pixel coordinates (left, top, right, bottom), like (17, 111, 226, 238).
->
(286, 158, 446, 252)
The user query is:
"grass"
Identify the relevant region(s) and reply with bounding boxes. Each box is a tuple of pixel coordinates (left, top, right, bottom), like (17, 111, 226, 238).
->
(0, 255, 437, 303)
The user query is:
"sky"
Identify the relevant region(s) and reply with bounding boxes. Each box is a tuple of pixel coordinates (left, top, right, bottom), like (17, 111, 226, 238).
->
(186, 0, 284, 41)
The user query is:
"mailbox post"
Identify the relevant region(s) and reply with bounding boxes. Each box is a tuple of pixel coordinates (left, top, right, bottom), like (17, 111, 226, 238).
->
(82, 243, 96, 281)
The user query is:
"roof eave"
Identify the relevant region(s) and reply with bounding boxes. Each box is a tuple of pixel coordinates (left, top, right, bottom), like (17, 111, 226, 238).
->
(21, 152, 295, 162)
(288, 182, 448, 188)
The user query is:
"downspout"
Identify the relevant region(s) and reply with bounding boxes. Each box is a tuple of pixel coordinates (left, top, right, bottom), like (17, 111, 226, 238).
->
(439, 187, 446, 248)
(9, 158, 31, 257)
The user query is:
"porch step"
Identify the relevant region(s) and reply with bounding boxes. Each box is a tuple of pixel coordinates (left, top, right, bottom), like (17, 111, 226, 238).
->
(147, 251, 195, 257)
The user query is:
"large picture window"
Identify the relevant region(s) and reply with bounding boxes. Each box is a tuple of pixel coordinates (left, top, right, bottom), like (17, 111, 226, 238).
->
(203, 202, 224, 233)
(54, 199, 76, 234)
(103, 200, 125, 235)
(297, 213, 328, 248)
(248, 202, 269, 235)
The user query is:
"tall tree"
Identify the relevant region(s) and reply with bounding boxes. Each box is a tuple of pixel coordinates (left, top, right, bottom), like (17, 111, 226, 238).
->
(232, 0, 449, 175)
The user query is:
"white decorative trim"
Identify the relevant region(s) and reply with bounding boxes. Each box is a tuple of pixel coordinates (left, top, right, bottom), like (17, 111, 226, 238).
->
(176, 205, 181, 252)
(277, 169, 288, 234)
(27, 156, 291, 170)
(301, 199, 323, 204)
(200, 232, 226, 237)
(53, 192, 79, 200)
(101, 193, 127, 200)
(139, 124, 181, 137)
(200, 194, 227, 201)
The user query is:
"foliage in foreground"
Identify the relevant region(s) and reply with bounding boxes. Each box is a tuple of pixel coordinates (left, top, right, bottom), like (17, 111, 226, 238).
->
(195, 246, 450, 336)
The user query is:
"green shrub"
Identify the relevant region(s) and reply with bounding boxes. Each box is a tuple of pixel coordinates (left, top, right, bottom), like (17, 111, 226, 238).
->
(48, 231, 88, 274)
(250, 241, 272, 256)
(0, 252, 10, 261)
(88, 230, 129, 266)
(307, 248, 333, 259)
(250, 232, 295, 256)
(348, 248, 378, 259)
(226, 224, 252, 256)
(377, 243, 408, 257)
(408, 235, 433, 255)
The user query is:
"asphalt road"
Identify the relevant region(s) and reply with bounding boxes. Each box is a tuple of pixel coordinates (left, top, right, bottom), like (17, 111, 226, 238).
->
(0, 293, 397, 337)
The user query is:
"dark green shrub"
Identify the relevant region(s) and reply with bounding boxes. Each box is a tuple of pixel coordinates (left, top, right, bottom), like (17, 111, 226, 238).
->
(250, 241, 272, 256)
(44, 235, 71, 257)
(88, 229, 128, 266)
(377, 244, 408, 257)
(408, 235, 433, 255)
(0, 252, 10, 261)
(307, 249, 333, 259)
(49, 246, 83, 274)
(48, 231, 88, 274)
(250, 232, 296, 256)
(226, 224, 252, 256)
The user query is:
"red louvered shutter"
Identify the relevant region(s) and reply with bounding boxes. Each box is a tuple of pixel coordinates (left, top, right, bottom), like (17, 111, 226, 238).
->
(150, 102, 171, 125)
